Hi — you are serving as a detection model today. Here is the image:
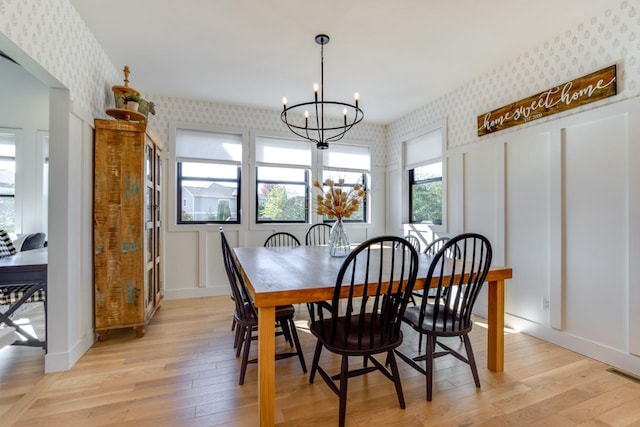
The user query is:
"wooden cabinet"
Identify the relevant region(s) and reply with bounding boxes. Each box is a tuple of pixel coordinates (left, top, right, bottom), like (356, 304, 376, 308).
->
(93, 119, 163, 340)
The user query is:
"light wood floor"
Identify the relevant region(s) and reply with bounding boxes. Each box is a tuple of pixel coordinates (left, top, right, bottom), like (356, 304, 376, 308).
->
(1, 296, 640, 427)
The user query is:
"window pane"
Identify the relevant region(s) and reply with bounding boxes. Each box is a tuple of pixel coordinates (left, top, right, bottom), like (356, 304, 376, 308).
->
(319, 172, 367, 222)
(322, 171, 364, 185)
(0, 143, 15, 157)
(255, 133, 310, 222)
(175, 128, 242, 225)
(0, 159, 15, 196)
(180, 179, 239, 222)
(413, 162, 442, 181)
(411, 181, 442, 224)
(0, 197, 15, 232)
(0, 132, 16, 232)
(257, 183, 306, 222)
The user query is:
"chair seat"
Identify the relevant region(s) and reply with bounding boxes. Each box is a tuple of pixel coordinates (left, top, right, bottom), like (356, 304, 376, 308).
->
(0, 284, 46, 306)
(403, 305, 472, 335)
(311, 313, 403, 355)
(238, 303, 295, 324)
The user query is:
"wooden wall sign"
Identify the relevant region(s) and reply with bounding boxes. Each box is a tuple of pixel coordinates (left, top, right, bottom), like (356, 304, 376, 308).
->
(477, 64, 617, 136)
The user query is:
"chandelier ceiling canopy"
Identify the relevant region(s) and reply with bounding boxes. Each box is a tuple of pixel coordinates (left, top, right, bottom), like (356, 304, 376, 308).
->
(281, 34, 363, 150)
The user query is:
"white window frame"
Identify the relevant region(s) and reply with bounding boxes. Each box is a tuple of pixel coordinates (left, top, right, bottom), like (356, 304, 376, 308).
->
(402, 123, 447, 233)
(254, 134, 312, 224)
(0, 129, 19, 233)
(169, 124, 376, 233)
(319, 143, 371, 224)
(168, 123, 248, 232)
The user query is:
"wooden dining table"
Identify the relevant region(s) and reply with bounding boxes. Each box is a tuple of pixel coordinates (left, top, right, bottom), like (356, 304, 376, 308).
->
(232, 245, 512, 426)
(0, 247, 48, 350)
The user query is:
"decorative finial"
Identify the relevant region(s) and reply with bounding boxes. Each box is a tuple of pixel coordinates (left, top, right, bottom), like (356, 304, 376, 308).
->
(123, 66, 130, 87)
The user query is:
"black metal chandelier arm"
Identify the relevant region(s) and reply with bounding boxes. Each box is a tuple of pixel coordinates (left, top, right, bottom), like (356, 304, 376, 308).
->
(281, 103, 364, 132)
(325, 112, 364, 143)
(281, 114, 320, 144)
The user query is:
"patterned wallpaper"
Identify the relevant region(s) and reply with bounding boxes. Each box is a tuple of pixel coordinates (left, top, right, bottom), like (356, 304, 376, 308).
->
(145, 94, 388, 167)
(0, 0, 121, 118)
(387, 0, 637, 168)
(0, 0, 636, 170)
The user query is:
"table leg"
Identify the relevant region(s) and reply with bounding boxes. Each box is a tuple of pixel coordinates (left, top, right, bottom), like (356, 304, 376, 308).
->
(258, 305, 276, 426)
(487, 279, 505, 372)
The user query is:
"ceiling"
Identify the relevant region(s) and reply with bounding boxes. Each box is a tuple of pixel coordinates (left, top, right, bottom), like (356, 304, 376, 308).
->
(69, 0, 615, 124)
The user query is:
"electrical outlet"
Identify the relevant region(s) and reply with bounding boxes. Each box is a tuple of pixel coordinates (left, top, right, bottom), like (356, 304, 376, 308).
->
(541, 296, 550, 310)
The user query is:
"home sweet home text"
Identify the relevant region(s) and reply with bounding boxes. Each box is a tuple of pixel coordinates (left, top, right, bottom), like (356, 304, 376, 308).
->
(477, 65, 617, 136)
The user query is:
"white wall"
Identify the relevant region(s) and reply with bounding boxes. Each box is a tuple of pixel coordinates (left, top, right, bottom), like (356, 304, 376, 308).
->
(473, 100, 640, 376)
(387, 0, 640, 376)
(505, 131, 550, 326)
(0, 0, 122, 372)
(0, 58, 49, 235)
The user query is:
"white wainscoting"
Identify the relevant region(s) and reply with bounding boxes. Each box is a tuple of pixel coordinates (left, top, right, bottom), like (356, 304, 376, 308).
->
(505, 131, 551, 327)
(460, 97, 640, 376)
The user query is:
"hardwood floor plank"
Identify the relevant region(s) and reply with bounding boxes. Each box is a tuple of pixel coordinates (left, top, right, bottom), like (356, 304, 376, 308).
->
(2, 296, 640, 426)
(560, 383, 640, 423)
(595, 396, 640, 425)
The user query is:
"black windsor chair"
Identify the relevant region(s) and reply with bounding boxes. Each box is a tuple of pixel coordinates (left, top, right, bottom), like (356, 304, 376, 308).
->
(308, 235, 419, 427)
(395, 233, 492, 401)
(264, 231, 301, 247)
(305, 223, 332, 246)
(220, 228, 307, 385)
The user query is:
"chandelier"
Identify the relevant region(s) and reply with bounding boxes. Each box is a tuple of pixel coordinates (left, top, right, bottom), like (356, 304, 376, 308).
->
(281, 34, 364, 150)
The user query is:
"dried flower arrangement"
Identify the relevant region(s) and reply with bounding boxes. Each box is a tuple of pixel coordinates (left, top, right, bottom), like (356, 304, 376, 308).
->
(313, 179, 366, 221)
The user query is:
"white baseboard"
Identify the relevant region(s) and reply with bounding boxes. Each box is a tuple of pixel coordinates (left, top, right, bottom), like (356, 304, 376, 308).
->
(505, 313, 640, 377)
(163, 285, 227, 300)
(44, 328, 94, 373)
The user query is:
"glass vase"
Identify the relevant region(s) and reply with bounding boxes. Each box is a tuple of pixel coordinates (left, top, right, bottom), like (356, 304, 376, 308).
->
(329, 218, 350, 257)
